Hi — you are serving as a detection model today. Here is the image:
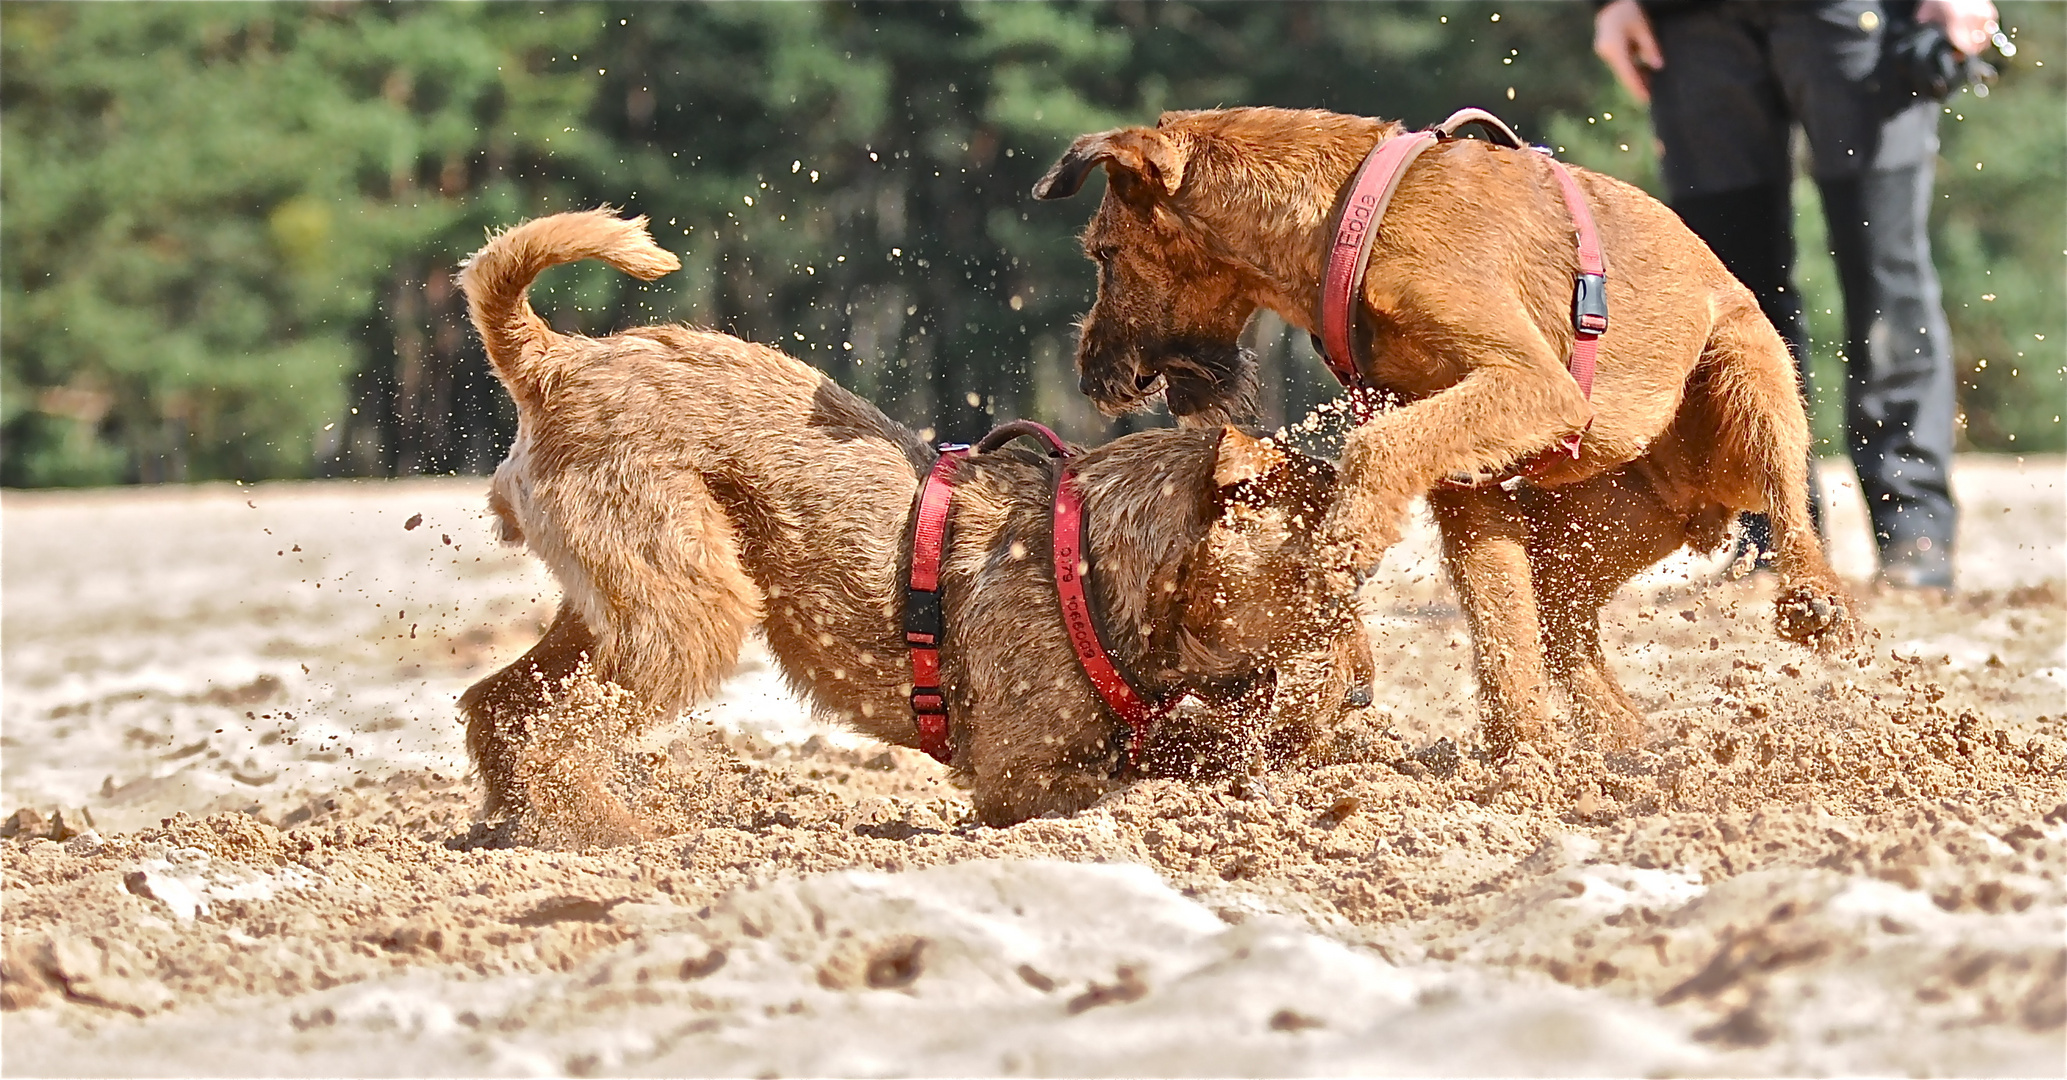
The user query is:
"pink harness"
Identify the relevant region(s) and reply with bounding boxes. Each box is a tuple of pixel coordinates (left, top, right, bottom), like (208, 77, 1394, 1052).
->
(904, 421, 1169, 767)
(1317, 107, 1608, 482)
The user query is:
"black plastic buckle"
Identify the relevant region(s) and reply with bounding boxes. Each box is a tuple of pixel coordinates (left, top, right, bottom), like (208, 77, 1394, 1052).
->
(1573, 273, 1608, 334)
(910, 689, 945, 715)
(904, 588, 942, 645)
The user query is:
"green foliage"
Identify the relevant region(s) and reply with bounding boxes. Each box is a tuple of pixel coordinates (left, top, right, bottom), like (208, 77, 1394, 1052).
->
(1, 1, 598, 483)
(3, 2, 2059, 485)
(1931, 0, 2067, 452)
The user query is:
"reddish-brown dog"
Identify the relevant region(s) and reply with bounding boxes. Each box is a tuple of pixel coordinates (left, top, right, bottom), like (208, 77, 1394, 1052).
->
(1035, 106, 1857, 759)
(454, 209, 1369, 840)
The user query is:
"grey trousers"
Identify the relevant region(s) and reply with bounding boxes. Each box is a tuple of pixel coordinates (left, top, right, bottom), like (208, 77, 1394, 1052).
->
(1646, 0, 1959, 562)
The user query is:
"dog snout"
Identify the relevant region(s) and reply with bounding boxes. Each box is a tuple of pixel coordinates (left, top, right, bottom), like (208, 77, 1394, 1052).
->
(1075, 352, 1159, 413)
(1342, 680, 1374, 709)
(1078, 367, 1146, 402)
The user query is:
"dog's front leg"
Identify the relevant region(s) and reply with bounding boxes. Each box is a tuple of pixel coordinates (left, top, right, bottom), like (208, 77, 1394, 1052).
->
(1431, 485, 1555, 761)
(964, 705, 1125, 827)
(1323, 364, 1594, 574)
(1255, 610, 1372, 769)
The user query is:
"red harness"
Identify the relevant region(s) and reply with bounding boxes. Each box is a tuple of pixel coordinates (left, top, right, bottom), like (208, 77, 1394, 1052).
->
(1317, 107, 1608, 484)
(904, 421, 1169, 767)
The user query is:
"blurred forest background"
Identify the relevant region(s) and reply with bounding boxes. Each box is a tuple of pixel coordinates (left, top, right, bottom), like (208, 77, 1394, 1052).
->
(4, 1, 2061, 487)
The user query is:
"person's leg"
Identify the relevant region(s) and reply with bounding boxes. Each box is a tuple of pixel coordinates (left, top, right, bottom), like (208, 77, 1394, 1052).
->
(1648, 5, 1795, 199)
(1770, 0, 1959, 587)
(1816, 168, 1959, 586)
(1647, 5, 1825, 556)
(1670, 185, 1808, 357)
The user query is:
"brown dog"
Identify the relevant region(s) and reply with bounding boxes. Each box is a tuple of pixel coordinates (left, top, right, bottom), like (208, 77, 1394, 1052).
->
(454, 209, 1369, 837)
(1033, 106, 1858, 760)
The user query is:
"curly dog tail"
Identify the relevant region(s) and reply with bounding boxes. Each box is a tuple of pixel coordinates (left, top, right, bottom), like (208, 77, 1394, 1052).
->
(457, 208, 680, 408)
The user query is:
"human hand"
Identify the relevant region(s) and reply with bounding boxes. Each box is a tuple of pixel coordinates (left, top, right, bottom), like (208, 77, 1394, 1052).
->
(1918, 0, 2001, 58)
(1593, 0, 1664, 103)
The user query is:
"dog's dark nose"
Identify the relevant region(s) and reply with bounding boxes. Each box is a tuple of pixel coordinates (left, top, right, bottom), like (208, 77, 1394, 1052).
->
(1343, 681, 1374, 709)
(1078, 373, 1099, 396)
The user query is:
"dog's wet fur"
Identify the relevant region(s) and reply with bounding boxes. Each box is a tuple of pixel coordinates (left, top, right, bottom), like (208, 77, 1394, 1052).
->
(454, 209, 1370, 840)
(1036, 106, 1858, 760)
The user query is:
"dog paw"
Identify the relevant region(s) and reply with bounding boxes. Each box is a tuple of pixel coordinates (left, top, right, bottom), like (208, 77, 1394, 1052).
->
(1589, 712, 1649, 755)
(1479, 712, 1558, 766)
(1774, 585, 1857, 649)
(1440, 467, 1511, 489)
(544, 806, 655, 850)
(1319, 531, 1398, 586)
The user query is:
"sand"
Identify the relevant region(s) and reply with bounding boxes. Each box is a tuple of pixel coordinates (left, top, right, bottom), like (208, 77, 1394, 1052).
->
(3, 457, 2062, 1077)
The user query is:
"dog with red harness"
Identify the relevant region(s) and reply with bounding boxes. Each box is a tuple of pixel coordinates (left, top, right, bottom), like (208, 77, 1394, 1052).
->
(456, 209, 1372, 839)
(1035, 106, 1857, 761)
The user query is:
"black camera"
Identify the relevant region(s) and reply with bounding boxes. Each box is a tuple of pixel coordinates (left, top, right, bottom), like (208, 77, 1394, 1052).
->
(1884, 21, 2001, 101)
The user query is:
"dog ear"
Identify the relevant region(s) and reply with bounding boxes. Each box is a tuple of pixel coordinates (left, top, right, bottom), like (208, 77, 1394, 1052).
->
(1213, 427, 1338, 519)
(1032, 128, 1187, 200)
(1211, 426, 1288, 490)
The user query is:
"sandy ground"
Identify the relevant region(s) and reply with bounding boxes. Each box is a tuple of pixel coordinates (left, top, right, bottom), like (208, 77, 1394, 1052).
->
(2, 456, 2062, 1077)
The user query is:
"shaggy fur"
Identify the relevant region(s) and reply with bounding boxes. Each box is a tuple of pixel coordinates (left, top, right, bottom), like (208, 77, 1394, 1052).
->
(1034, 107, 1858, 759)
(454, 209, 1370, 836)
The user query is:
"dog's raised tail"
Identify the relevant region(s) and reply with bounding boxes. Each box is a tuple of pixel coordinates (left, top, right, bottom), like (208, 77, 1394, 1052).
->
(458, 208, 680, 401)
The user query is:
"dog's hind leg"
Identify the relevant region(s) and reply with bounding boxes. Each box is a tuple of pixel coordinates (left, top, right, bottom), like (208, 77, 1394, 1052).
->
(552, 468, 764, 721)
(1701, 309, 1858, 649)
(513, 670, 658, 848)
(1523, 472, 1690, 751)
(1430, 484, 1555, 761)
(460, 603, 596, 818)
(469, 467, 761, 844)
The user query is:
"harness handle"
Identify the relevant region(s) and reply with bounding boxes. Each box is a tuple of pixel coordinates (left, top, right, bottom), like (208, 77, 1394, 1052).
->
(1432, 107, 1529, 148)
(974, 420, 1071, 458)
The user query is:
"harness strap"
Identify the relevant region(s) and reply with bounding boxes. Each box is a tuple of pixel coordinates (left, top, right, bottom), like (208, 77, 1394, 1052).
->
(905, 445, 969, 765)
(1318, 129, 1440, 389)
(1547, 157, 1605, 404)
(903, 421, 1168, 768)
(1316, 106, 1610, 485)
(1052, 469, 1165, 765)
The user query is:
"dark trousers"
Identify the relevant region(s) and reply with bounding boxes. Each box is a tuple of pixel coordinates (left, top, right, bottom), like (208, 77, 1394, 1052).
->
(1647, 0, 1959, 565)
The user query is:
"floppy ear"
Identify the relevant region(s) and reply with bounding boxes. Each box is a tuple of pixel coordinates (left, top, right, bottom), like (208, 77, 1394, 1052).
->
(1213, 426, 1339, 519)
(1032, 127, 1188, 200)
(1211, 426, 1289, 490)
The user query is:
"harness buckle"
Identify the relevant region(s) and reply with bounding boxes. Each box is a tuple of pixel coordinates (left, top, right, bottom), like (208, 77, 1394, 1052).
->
(910, 689, 945, 715)
(1573, 273, 1609, 334)
(903, 588, 943, 645)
